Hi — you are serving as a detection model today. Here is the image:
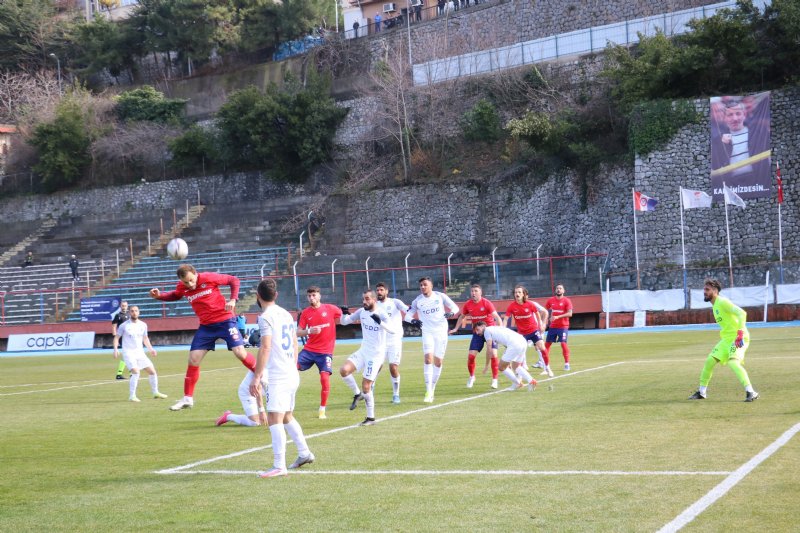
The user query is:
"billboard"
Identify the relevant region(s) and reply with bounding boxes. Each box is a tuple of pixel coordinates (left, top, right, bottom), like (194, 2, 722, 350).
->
(710, 92, 771, 201)
(8, 332, 95, 352)
(80, 296, 122, 322)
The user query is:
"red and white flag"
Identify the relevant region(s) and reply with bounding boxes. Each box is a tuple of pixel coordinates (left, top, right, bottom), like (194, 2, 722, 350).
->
(777, 161, 784, 204)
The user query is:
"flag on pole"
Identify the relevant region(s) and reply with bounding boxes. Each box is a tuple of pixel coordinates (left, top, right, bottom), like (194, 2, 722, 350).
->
(723, 184, 746, 208)
(633, 190, 658, 211)
(680, 188, 712, 209)
(777, 161, 784, 204)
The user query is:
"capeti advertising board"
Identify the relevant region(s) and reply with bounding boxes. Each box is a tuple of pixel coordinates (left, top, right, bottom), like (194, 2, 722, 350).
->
(7, 332, 95, 352)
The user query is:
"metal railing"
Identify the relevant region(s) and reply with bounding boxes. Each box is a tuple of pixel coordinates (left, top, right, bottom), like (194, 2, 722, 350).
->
(412, 0, 771, 85)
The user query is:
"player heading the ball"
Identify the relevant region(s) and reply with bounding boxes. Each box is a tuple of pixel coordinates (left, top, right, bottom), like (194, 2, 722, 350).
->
(149, 264, 257, 411)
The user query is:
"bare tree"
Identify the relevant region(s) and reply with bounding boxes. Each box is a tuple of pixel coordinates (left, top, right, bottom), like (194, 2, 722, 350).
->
(90, 122, 181, 184)
(0, 69, 60, 126)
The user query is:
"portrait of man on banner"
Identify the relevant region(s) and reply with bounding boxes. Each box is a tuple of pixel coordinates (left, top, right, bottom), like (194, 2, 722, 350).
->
(709, 92, 771, 201)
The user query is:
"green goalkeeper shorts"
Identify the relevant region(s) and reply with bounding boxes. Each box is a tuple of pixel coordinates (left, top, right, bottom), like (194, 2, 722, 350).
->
(710, 336, 749, 365)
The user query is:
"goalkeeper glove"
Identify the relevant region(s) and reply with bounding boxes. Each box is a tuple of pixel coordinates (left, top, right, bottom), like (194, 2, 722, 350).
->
(734, 330, 745, 348)
(339, 306, 350, 315)
(370, 313, 381, 325)
(410, 319, 422, 328)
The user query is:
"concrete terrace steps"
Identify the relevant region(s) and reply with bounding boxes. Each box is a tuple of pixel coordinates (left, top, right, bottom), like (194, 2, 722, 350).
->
(0, 219, 58, 268)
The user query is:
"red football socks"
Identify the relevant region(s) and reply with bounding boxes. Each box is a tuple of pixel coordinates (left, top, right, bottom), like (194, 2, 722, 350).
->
(320, 372, 330, 407)
(467, 354, 476, 376)
(242, 353, 256, 371)
(184, 365, 200, 396)
(490, 356, 499, 379)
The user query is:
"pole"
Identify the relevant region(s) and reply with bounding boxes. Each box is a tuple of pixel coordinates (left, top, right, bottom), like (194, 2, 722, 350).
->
(406, 0, 413, 68)
(536, 244, 542, 278)
(160, 218, 164, 235)
(404, 253, 411, 288)
(365, 256, 371, 289)
(605, 278, 610, 329)
(763, 270, 770, 323)
(260, 263, 267, 279)
(293, 261, 300, 311)
(723, 182, 734, 287)
(116, 249, 120, 276)
(335, 0, 339, 32)
(197, 189, 200, 206)
(185, 200, 189, 226)
(299, 231, 306, 258)
(147, 229, 151, 255)
(447, 252, 454, 285)
(679, 186, 688, 308)
(632, 188, 641, 290)
(129, 238, 134, 262)
(583, 244, 590, 277)
(331, 258, 338, 292)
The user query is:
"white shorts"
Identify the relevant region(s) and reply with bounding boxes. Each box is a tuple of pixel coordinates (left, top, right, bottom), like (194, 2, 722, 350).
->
(266, 379, 298, 413)
(384, 340, 403, 366)
(500, 341, 528, 364)
(422, 329, 448, 358)
(347, 348, 385, 382)
(122, 350, 154, 371)
(239, 371, 268, 417)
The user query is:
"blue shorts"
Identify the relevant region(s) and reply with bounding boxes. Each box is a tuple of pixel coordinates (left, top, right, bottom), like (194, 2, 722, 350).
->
(190, 319, 245, 351)
(546, 328, 569, 344)
(523, 331, 543, 344)
(469, 333, 498, 353)
(298, 349, 333, 374)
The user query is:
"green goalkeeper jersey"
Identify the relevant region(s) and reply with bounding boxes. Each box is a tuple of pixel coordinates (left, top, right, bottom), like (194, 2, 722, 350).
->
(713, 295, 748, 339)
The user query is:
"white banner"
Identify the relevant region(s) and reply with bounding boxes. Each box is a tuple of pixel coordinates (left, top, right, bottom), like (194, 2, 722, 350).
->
(776, 284, 800, 304)
(7, 332, 95, 352)
(690, 286, 774, 309)
(604, 289, 685, 312)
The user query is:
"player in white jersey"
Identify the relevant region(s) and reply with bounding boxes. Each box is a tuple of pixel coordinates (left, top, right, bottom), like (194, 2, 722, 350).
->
(249, 279, 314, 478)
(473, 321, 537, 391)
(375, 282, 408, 404)
(339, 289, 399, 425)
(214, 370, 268, 427)
(113, 306, 168, 402)
(403, 277, 459, 403)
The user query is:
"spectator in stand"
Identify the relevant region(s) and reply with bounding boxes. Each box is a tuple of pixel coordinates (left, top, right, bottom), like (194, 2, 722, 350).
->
(374, 12, 382, 32)
(23, 251, 33, 268)
(69, 255, 80, 281)
(237, 313, 247, 340)
(353, 20, 360, 37)
(414, 1, 423, 22)
(437, 0, 445, 15)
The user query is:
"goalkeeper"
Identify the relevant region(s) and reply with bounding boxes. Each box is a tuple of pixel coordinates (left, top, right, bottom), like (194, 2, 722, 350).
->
(688, 278, 759, 402)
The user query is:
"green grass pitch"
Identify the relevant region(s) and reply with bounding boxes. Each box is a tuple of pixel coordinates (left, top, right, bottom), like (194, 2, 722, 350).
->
(1, 327, 799, 532)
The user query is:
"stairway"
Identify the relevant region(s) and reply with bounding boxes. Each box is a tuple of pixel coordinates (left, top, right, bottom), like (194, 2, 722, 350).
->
(51, 205, 206, 321)
(0, 219, 58, 268)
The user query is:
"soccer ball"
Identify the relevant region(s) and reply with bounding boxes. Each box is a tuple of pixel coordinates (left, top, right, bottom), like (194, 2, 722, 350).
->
(167, 238, 189, 260)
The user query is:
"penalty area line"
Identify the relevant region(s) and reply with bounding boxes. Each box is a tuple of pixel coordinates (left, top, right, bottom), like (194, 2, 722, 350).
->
(658, 421, 800, 533)
(159, 468, 732, 477)
(155, 361, 625, 475)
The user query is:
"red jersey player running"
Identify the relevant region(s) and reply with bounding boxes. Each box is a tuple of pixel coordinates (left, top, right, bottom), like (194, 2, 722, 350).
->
(149, 264, 256, 411)
(545, 283, 574, 371)
(449, 284, 503, 389)
(505, 284, 552, 377)
(296, 286, 344, 419)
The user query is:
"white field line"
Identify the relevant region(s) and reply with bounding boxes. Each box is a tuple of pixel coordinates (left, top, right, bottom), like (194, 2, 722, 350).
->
(0, 366, 240, 397)
(627, 355, 800, 364)
(170, 469, 733, 477)
(658, 421, 800, 533)
(156, 362, 625, 475)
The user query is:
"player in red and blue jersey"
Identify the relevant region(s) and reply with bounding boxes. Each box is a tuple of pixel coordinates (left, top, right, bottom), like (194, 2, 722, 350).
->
(545, 284, 573, 371)
(449, 284, 503, 389)
(149, 264, 256, 411)
(505, 284, 552, 377)
(296, 286, 344, 419)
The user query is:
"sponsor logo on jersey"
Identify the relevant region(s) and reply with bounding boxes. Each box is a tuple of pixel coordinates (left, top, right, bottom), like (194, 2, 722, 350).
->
(187, 288, 213, 302)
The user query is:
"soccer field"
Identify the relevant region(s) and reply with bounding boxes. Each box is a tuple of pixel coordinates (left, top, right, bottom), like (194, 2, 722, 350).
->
(1, 327, 799, 532)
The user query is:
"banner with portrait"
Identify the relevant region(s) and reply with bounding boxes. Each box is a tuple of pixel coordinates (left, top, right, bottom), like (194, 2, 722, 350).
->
(709, 92, 771, 202)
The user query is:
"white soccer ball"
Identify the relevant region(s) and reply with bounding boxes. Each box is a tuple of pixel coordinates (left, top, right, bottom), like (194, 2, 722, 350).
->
(167, 238, 189, 260)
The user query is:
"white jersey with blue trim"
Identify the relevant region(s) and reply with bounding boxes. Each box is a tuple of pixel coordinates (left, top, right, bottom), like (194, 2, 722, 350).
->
(407, 291, 458, 333)
(341, 308, 397, 354)
(258, 303, 298, 385)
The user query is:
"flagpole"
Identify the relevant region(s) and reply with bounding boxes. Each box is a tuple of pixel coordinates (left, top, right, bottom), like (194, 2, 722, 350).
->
(723, 182, 734, 287)
(679, 186, 688, 308)
(632, 188, 641, 290)
(778, 160, 784, 284)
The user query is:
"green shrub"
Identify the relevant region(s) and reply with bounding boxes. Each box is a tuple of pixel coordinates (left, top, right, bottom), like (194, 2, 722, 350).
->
(460, 99, 502, 143)
(116, 86, 186, 124)
(168, 124, 220, 171)
(30, 97, 92, 192)
(628, 99, 701, 156)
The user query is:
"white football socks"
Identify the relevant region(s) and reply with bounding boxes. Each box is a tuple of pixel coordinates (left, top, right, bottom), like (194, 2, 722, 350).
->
(148, 374, 159, 394)
(285, 419, 310, 456)
(341, 374, 361, 395)
(129, 373, 139, 397)
(364, 390, 375, 419)
(228, 414, 258, 426)
(502, 367, 520, 385)
(391, 376, 400, 395)
(269, 423, 287, 470)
